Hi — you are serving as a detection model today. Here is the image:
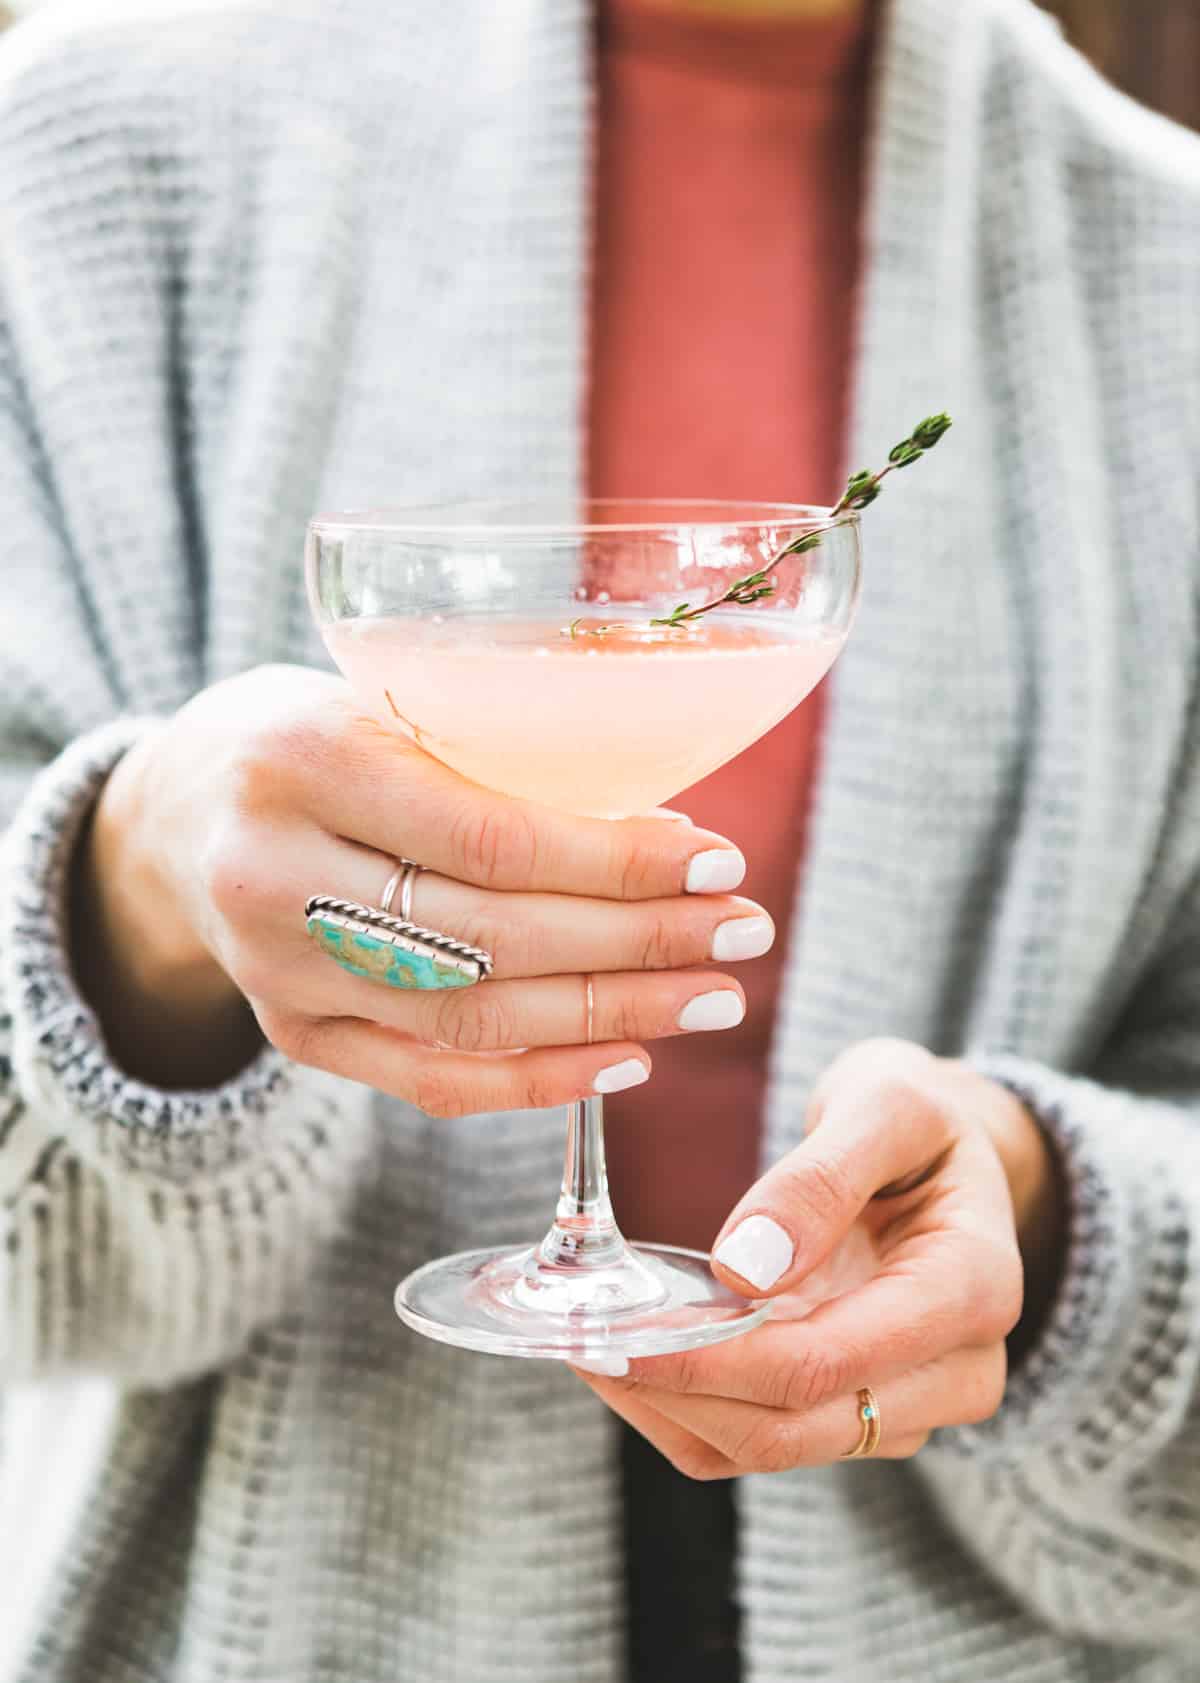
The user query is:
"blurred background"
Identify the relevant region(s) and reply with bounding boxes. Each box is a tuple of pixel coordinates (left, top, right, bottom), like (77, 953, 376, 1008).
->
(1045, 0, 1200, 130)
(0, 0, 1198, 131)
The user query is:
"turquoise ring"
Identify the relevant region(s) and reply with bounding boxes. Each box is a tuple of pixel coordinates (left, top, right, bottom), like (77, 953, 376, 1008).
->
(839, 1387, 882, 1459)
(305, 894, 493, 990)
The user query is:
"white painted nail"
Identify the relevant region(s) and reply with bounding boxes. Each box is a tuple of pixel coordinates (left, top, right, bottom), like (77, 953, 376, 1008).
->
(572, 1355, 630, 1377)
(593, 1058, 650, 1094)
(685, 848, 746, 894)
(711, 915, 774, 962)
(677, 990, 745, 1032)
(713, 1214, 794, 1291)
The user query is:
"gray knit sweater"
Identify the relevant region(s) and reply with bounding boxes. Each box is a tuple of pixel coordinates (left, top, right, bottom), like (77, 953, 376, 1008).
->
(2, 0, 1199, 1678)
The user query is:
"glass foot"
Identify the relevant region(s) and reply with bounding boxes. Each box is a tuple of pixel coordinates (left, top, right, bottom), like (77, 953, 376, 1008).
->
(395, 1241, 769, 1360)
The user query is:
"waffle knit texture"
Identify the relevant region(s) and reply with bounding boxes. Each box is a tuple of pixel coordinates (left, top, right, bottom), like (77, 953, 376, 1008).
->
(2, 1, 1200, 1678)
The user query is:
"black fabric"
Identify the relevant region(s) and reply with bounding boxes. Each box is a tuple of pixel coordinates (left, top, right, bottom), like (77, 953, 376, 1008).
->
(620, 1421, 741, 1683)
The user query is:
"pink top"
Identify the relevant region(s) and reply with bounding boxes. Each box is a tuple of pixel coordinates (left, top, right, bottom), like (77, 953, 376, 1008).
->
(589, 0, 870, 1252)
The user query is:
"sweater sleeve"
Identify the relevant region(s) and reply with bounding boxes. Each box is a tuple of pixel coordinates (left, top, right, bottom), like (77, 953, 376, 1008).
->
(916, 959, 1200, 1650)
(1, 720, 375, 1386)
(0, 51, 375, 1387)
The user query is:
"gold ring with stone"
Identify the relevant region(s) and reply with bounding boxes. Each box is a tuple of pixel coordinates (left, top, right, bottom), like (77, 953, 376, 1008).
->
(839, 1388, 881, 1459)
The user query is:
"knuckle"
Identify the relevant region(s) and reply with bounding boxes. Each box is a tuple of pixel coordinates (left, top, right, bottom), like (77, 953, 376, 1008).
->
(266, 1011, 326, 1068)
(816, 1037, 888, 1089)
(250, 1000, 291, 1052)
(635, 912, 679, 971)
(227, 713, 322, 815)
(606, 991, 646, 1046)
(848, 1036, 934, 1080)
(428, 996, 480, 1054)
(961, 1348, 1008, 1424)
(919, 1249, 979, 1344)
(779, 1150, 860, 1233)
(861, 1074, 932, 1134)
(670, 1441, 730, 1483)
(616, 834, 666, 901)
(522, 1070, 561, 1112)
(442, 905, 535, 981)
(784, 1345, 851, 1412)
(730, 1416, 801, 1474)
(996, 1260, 1025, 1340)
(431, 990, 515, 1055)
(652, 1349, 704, 1395)
(410, 1067, 470, 1121)
(448, 800, 538, 888)
(763, 1356, 815, 1414)
(810, 1039, 940, 1130)
(969, 1241, 1025, 1340)
(227, 942, 275, 1005)
(469, 915, 531, 978)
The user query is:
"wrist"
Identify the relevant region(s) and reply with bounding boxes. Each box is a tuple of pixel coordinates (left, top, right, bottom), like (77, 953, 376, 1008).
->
(70, 731, 260, 1087)
(80, 728, 225, 1000)
(975, 1072, 1068, 1360)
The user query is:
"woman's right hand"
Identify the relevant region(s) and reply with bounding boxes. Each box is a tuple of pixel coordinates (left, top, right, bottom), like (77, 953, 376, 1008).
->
(73, 664, 774, 1109)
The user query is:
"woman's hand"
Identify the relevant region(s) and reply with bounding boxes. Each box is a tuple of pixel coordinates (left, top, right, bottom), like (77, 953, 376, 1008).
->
(572, 1039, 1065, 1475)
(73, 664, 772, 1096)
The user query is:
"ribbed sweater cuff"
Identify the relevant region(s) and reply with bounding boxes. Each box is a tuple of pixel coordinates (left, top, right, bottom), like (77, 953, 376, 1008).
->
(3, 717, 305, 1181)
(938, 1051, 1197, 1462)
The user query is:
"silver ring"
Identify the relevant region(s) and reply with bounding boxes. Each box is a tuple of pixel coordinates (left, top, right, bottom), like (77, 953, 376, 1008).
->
(399, 860, 423, 922)
(380, 856, 422, 917)
(585, 975, 594, 1045)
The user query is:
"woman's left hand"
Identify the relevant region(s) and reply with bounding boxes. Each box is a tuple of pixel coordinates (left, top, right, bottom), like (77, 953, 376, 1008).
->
(572, 1038, 1064, 1476)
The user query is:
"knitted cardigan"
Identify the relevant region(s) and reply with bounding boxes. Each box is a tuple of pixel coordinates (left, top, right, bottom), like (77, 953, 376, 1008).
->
(1, 1, 1199, 1678)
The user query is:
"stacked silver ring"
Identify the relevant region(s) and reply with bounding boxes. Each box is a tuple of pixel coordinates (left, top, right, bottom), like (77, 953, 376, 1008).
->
(380, 859, 423, 922)
(305, 854, 494, 990)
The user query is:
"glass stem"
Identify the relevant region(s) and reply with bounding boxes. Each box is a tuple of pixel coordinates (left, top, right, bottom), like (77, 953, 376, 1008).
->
(537, 1097, 628, 1271)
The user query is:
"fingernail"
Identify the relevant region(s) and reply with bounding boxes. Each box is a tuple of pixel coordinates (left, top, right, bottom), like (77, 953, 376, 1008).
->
(686, 848, 746, 894)
(593, 1058, 650, 1094)
(645, 807, 694, 823)
(572, 1355, 630, 1377)
(711, 915, 774, 961)
(713, 1214, 794, 1291)
(677, 990, 745, 1032)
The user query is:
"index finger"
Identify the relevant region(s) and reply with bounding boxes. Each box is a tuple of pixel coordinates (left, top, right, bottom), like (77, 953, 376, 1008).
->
(320, 705, 746, 900)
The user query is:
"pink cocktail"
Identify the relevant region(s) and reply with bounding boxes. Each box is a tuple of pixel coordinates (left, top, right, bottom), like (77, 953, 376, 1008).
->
(325, 614, 844, 820)
(307, 500, 861, 1361)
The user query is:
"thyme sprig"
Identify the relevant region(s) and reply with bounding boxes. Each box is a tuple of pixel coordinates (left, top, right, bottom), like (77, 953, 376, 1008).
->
(648, 537, 823, 630)
(645, 413, 952, 630)
(562, 414, 951, 638)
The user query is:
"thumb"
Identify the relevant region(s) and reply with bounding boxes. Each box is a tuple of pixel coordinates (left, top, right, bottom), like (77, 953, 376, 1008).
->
(709, 1074, 949, 1296)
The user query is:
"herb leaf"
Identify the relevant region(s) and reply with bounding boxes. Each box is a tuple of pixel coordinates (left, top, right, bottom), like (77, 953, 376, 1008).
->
(570, 414, 952, 637)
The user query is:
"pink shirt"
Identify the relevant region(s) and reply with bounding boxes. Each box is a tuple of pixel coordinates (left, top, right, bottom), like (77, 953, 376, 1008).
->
(589, 0, 870, 1252)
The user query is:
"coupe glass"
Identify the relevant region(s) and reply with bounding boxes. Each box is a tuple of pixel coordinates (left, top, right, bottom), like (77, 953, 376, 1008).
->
(306, 499, 861, 1360)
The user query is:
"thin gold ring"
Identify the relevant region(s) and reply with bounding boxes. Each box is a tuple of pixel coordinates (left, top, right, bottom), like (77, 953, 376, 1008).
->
(839, 1388, 881, 1459)
(585, 975, 595, 1045)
